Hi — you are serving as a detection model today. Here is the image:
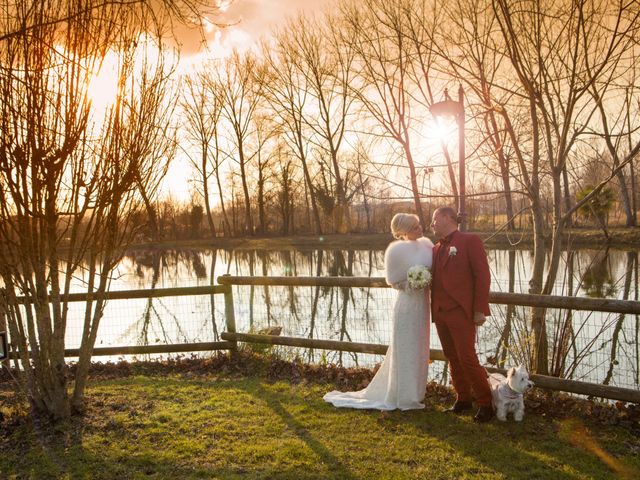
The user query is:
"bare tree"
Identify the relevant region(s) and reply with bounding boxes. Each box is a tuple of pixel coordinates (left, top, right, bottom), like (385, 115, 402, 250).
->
(253, 114, 279, 234)
(261, 35, 324, 234)
(287, 13, 357, 233)
(427, 0, 517, 230)
(587, 49, 640, 228)
(0, 1, 218, 44)
(490, 0, 640, 373)
(182, 71, 231, 237)
(214, 51, 267, 236)
(272, 141, 298, 235)
(339, 0, 429, 228)
(0, 0, 182, 418)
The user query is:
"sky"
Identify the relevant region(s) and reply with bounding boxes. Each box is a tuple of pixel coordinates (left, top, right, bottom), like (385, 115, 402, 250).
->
(178, 0, 335, 60)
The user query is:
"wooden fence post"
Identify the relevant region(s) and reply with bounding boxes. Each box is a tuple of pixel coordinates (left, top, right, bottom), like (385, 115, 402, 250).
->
(221, 274, 237, 353)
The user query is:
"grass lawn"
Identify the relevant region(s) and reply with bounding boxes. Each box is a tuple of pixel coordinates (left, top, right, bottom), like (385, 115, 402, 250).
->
(1, 359, 639, 479)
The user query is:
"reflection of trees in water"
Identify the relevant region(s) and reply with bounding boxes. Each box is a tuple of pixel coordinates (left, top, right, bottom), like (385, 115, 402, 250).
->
(580, 248, 617, 298)
(488, 250, 533, 372)
(336, 250, 357, 366)
(123, 249, 210, 346)
(550, 251, 575, 377)
(487, 248, 639, 387)
(543, 249, 638, 385)
(235, 248, 363, 366)
(279, 250, 300, 321)
(258, 250, 274, 326)
(493, 251, 518, 368)
(209, 250, 219, 341)
(308, 250, 324, 363)
(603, 251, 636, 385)
(127, 248, 208, 285)
(117, 246, 638, 386)
(557, 248, 616, 379)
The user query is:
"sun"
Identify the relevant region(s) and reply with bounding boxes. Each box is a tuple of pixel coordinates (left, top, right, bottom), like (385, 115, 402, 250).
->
(87, 50, 121, 116)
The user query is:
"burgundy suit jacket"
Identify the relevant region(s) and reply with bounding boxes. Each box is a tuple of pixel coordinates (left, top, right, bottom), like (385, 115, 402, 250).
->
(431, 230, 491, 321)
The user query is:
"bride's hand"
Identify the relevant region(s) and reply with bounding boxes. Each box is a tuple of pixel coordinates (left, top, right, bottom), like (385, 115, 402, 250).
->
(392, 280, 408, 290)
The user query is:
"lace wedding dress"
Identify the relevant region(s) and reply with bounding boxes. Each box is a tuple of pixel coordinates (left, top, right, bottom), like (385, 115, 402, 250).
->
(324, 237, 433, 410)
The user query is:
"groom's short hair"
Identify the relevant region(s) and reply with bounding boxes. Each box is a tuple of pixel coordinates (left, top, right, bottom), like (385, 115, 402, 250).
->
(436, 207, 459, 224)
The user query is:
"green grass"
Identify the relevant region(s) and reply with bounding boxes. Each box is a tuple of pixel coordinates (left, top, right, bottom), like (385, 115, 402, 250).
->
(1, 371, 639, 480)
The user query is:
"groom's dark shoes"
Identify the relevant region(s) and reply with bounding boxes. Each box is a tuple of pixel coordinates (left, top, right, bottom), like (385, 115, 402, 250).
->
(473, 405, 494, 423)
(445, 400, 473, 414)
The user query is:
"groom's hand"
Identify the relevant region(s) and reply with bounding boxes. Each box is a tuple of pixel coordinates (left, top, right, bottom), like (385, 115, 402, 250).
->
(473, 312, 486, 326)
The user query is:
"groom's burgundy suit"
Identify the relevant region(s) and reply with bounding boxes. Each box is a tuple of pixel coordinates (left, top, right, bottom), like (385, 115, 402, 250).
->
(431, 230, 492, 407)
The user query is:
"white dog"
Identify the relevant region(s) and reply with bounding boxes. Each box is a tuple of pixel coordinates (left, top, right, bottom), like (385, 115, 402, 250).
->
(489, 366, 534, 422)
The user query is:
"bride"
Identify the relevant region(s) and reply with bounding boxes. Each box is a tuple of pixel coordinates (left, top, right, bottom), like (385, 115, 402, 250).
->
(324, 213, 433, 410)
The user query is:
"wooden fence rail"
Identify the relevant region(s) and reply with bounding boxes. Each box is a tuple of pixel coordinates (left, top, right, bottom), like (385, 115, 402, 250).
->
(217, 275, 640, 314)
(13, 285, 230, 303)
(5, 285, 234, 359)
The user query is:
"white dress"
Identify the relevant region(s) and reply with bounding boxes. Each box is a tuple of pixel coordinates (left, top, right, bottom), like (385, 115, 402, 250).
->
(323, 237, 433, 410)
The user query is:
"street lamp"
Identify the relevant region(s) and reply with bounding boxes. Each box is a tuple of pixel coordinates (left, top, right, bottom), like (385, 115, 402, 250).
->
(429, 85, 466, 231)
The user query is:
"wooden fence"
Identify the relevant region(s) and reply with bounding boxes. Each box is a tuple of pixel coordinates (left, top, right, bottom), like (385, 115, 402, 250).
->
(4, 285, 235, 357)
(3, 276, 640, 404)
(217, 275, 640, 404)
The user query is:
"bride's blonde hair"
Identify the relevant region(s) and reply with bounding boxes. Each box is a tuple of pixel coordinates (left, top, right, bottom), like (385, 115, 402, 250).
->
(390, 213, 420, 239)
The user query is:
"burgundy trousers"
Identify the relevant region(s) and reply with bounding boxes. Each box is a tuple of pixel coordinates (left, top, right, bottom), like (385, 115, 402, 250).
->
(434, 306, 492, 407)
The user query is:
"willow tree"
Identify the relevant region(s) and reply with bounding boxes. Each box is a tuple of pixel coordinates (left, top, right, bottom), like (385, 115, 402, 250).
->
(0, 0, 193, 419)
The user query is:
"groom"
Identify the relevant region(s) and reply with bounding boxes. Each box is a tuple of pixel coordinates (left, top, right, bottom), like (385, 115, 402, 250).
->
(430, 207, 494, 422)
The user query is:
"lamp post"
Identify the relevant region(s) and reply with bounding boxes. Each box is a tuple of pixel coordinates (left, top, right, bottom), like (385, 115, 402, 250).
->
(424, 166, 434, 223)
(429, 85, 466, 231)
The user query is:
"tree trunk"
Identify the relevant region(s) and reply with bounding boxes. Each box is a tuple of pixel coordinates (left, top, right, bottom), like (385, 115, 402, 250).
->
(138, 184, 160, 241)
(630, 160, 638, 226)
(614, 167, 634, 227)
(404, 145, 427, 229)
(215, 167, 231, 236)
(562, 164, 572, 228)
(529, 198, 549, 375)
(237, 146, 254, 235)
(257, 170, 266, 235)
(201, 151, 217, 238)
(485, 109, 515, 230)
(300, 157, 323, 235)
(357, 160, 372, 232)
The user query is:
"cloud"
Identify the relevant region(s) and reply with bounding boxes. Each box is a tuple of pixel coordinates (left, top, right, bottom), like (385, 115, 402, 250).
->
(175, 0, 335, 57)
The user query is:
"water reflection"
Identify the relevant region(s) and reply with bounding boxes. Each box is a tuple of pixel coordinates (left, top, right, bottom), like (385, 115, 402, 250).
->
(581, 249, 617, 298)
(86, 246, 640, 390)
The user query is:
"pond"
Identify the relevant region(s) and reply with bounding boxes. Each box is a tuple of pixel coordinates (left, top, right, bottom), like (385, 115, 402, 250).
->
(64, 245, 639, 391)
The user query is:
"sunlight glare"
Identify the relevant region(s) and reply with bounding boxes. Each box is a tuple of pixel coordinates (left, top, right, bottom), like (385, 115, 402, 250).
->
(87, 51, 120, 116)
(428, 118, 457, 145)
